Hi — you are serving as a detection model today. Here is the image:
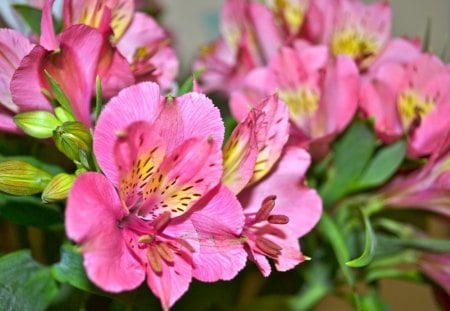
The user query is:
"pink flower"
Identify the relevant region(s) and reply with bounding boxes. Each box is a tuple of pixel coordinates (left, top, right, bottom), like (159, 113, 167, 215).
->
(195, 0, 282, 93)
(0, 29, 34, 133)
(230, 41, 359, 151)
(381, 147, 450, 217)
(304, 0, 391, 69)
(419, 252, 450, 299)
(66, 82, 247, 309)
(63, 0, 178, 92)
(10, 0, 109, 126)
(360, 53, 450, 157)
(222, 95, 322, 275)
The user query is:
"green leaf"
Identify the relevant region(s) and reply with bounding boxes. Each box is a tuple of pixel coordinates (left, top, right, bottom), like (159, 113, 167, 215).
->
(320, 120, 376, 205)
(360, 288, 390, 311)
(422, 17, 432, 52)
(0, 194, 63, 229)
(95, 75, 102, 122)
(365, 268, 422, 283)
(346, 208, 377, 267)
(12, 4, 42, 35)
(44, 71, 74, 117)
(318, 213, 354, 285)
(223, 116, 237, 144)
(0, 250, 59, 311)
(354, 140, 406, 190)
(178, 69, 203, 96)
(52, 244, 99, 294)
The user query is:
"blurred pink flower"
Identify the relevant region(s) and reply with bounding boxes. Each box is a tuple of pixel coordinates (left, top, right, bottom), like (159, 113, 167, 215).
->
(0, 29, 34, 133)
(195, 0, 282, 93)
(66, 82, 247, 309)
(360, 53, 450, 157)
(230, 42, 359, 151)
(304, 0, 391, 69)
(222, 95, 322, 275)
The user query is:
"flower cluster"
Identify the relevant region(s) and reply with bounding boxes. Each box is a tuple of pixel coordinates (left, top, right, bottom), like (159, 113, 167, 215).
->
(0, 0, 449, 310)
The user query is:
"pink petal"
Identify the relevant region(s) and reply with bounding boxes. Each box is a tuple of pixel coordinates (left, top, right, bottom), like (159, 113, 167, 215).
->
(94, 82, 162, 185)
(140, 137, 223, 219)
(249, 95, 290, 184)
(152, 92, 224, 154)
(0, 29, 34, 113)
(317, 55, 359, 137)
(10, 45, 53, 112)
(66, 172, 145, 292)
(40, 0, 58, 50)
(240, 147, 322, 238)
(146, 253, 192, 310)
(189, 185, 247, 282)
(222, 108, 266, 194)
(369, 38, 422, 73)
(0, 107, 19, 133)
(273, 234, 306, 272)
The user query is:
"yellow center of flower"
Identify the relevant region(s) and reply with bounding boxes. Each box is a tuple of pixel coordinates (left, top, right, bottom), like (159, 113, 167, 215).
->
(331, 28, 379, 66)
(397, 90, 435, 131)
(278, 87, 320, 121)
(133, 47, 149, 62)
(272, 0, 305, 34)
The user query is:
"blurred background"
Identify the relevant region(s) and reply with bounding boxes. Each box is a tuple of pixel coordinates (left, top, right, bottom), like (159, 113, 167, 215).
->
(162, 0, 450, 76)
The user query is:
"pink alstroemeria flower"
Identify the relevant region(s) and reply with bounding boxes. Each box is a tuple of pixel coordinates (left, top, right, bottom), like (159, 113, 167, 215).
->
(194, 0, 282, 93)
(63, 0, 178, 92)
(230, 41, 359, 153)
(222, 95, 322, 275)
(360, 53, 450, 157)
(381, 145, 450, 218)
(304, 0, 391, 69)
(66, 82, 247, 309)
(420, 252, 450, 298)
(0, 29, 34, 133)
(10, 0, 109, 126)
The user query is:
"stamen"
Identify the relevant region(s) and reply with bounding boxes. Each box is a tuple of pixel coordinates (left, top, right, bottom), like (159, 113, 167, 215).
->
(255, 236, 282, 256)
(153, 211, 171, 233)
(147, 247, 163, 273)
(156, 242, 174, 263)
(138, 234, 155, 244)
(268, 215, 289, 224)
(254, 195, 277, 223)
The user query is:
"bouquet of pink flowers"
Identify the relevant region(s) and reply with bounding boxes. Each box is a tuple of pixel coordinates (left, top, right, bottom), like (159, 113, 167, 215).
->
(0, 0, 448, 310)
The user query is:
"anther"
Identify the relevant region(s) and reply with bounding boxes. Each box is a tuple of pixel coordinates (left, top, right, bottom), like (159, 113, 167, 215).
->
(138, 234, 155, 244)
(254, 195, 277, 223)
(147, 247, 163, 273)
(156, 242, 174, 263)
(268, 214, 289, 224)
(255, 236, 282, 256)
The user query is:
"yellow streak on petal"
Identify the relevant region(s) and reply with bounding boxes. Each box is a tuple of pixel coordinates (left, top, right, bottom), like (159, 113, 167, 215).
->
(397, 89, 435, 131)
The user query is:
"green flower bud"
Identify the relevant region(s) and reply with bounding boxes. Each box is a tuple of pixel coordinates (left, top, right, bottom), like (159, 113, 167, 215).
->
(41, 173, 75, 203)
(54, 107, 75, 123)
(53, 121, 92, 162)
(0, 160, 52, 195)
(14, 111, 61, 139)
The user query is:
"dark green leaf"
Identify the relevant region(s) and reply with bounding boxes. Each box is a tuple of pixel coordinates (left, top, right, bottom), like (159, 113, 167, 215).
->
(223, 116, 237, 144)
(365, 268, 422, 283)
(0, 250, 59, 311)
(320, 120, 376, 205)
(51, 244, 99, 294)
(0, 194, 62, 229)
(12, 4, 42, 35)
(360, 288, 390, 311)
(346, 208, 377, 267)
(178, 69, 203, 96)
(354, 140, 406, 190)
(422, 17, 432, 52)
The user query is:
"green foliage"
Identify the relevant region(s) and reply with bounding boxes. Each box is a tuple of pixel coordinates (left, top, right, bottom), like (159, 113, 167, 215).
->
(0, 250, 59, 311)
(0, 194, 63, 229)
(12, 4, 42, 35)
(346, 208, 376, 268)
(178, 69, 204, 96)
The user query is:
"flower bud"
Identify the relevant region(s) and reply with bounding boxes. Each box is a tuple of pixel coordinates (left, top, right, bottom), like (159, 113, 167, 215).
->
(14, 111, 61, 139)
(41, 173, 75, 203)
(54, 107, 75, 123)
(0, 160, 52, 195)
(53, 121, 92, 162)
